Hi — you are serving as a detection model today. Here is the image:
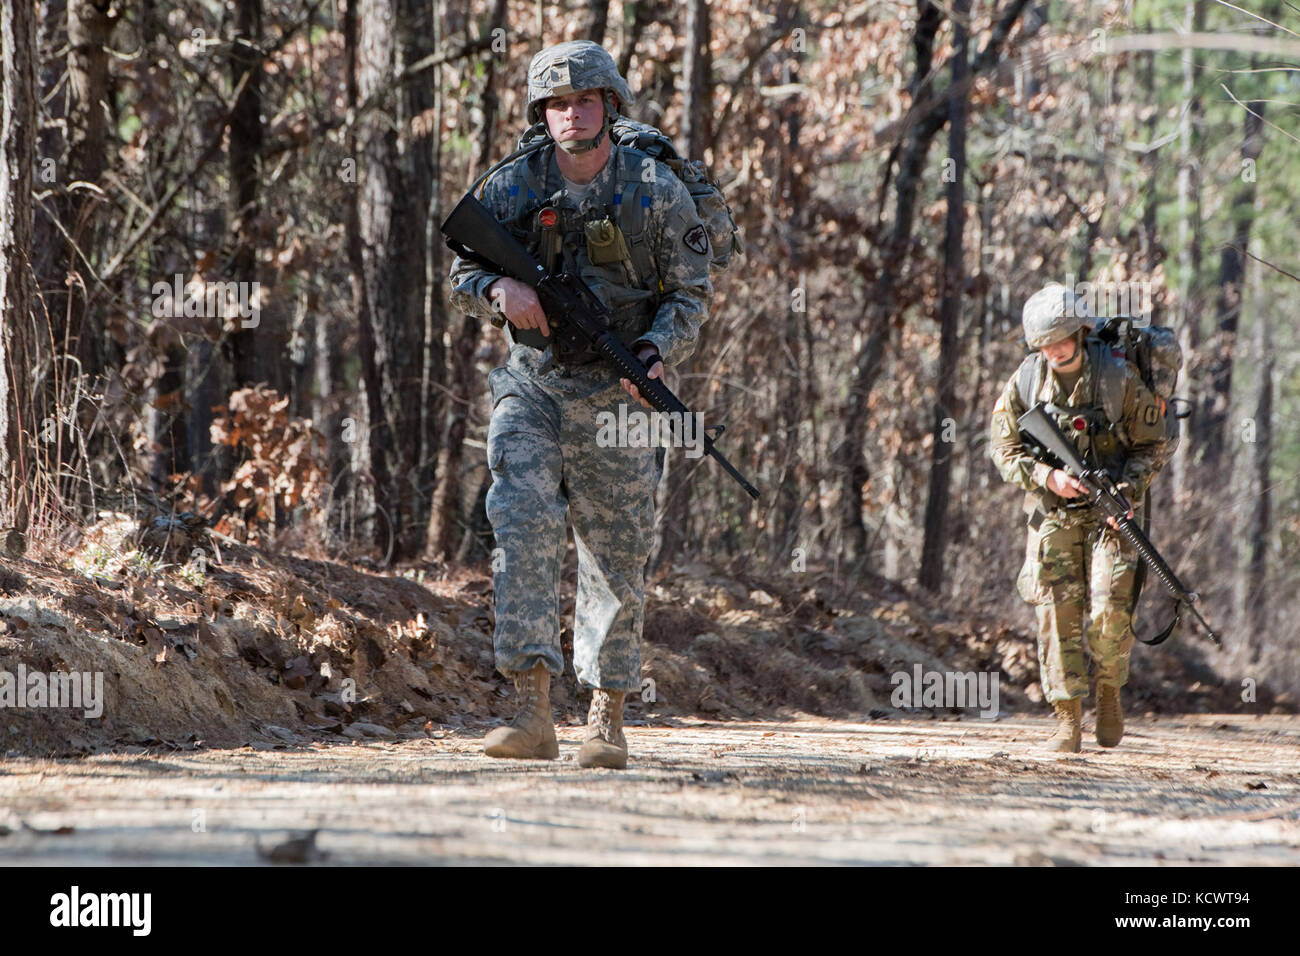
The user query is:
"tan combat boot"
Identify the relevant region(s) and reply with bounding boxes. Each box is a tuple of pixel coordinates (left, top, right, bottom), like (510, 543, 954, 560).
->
(1095, 684, 1124, 747)
(578, 689, 627, 769)
(483, 661, 559, 759)
(1044, 698, 1082, 753)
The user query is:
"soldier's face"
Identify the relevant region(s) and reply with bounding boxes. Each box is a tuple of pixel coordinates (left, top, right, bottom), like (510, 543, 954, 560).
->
(1042, 332, 1083, 371)
(544, 89, 605, 143)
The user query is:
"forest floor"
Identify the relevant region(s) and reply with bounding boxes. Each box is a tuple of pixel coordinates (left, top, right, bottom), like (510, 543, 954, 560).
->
(0, 512, 1295, 864)
(1, 713, 1297, 865)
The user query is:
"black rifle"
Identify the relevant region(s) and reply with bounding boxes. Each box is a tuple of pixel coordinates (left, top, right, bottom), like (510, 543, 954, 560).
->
(441, 192, 759, 500)
(1018, 403, 1219, 646)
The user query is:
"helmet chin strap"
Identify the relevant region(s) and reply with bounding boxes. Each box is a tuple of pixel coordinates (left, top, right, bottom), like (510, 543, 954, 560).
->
(1047, 331, 1084, 369)
(553, 91, 617, 155)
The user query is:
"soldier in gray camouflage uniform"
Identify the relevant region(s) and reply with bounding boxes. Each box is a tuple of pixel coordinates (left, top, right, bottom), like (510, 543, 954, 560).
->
(990, 284, 1172, 752)
(448, 41, 713, 769)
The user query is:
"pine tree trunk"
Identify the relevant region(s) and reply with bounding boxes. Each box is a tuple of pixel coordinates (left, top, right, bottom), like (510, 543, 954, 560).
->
(424, 0, 457, 560)
(447, 0, 507, 562)
(681, 0, 712, 159)
(1245, 309, 1272, 638)
(31, 0, 66, 309)
(352, 0, 436, 560)
(1172, 0, 1205, 501)
(649, 0, 716, 573)
(585, 0, 609, 44)
(26, 0, 118, 503)
(918, 0, 970, 592)
(225, 0, 267, 391)
(426, 313, 479, 561)
(1241, 275, 1272, 641)
(61, 0, 115, 378)
(1, 0, 37, 506)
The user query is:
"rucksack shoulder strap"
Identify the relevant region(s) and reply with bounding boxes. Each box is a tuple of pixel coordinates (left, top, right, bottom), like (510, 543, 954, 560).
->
(1088, 338, 1127, 425)
(1016, 353, 1043, 409)
(610, 144, 653, 227)
(520, 145, 557, 205)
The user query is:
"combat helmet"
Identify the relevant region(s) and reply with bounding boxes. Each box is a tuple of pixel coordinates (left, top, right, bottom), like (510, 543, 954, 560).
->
(1022, 282, 1093, 349)
(526, 41, 634, 154)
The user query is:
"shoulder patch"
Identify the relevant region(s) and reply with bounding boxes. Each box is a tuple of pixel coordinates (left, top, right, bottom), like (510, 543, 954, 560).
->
(683, 224, 709, 256)
(995, 413, 1014, 439)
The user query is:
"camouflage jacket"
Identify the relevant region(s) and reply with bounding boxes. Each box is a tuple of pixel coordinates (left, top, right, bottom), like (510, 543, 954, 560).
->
(989, 346, 1173, 522)
(448, 140, 713, 376)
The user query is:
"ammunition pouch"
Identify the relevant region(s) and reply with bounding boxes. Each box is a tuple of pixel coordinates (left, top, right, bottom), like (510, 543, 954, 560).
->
(584, 218, 632, 265)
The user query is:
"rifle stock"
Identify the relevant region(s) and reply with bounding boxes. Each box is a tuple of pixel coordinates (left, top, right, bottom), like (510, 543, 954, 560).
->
(442, 192, 547, 290)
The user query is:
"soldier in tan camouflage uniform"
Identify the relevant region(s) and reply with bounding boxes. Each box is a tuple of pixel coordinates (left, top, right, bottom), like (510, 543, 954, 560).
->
(448, 41, 713, 769)
(990, 284, 1173, 752)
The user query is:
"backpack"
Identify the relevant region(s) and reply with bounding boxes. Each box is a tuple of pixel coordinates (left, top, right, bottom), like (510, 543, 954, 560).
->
(1016, 316, 1186, 452)
(603, 118, 744, 273)
(478, 119, 743, 274)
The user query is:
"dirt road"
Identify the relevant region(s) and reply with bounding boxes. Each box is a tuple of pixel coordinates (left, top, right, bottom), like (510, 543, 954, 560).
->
(1, 714, 1296, 865)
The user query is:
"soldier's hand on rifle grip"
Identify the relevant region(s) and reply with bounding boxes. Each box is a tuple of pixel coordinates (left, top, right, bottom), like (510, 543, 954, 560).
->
(1046, 468, 1087, 499)
(621, 346, 663, 409)
(489, 277, 550, 337)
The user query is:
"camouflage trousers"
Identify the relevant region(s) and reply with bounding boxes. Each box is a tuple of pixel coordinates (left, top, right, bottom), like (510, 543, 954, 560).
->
(1016, 510, 1140, 703)
(485, 361, 660, 692)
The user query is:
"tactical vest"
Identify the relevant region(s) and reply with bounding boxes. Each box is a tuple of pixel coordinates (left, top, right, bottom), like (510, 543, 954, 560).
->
(494, 143, 665, 365)
(1015, 339, 1130, 490)
(491, 118, 743, 275)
